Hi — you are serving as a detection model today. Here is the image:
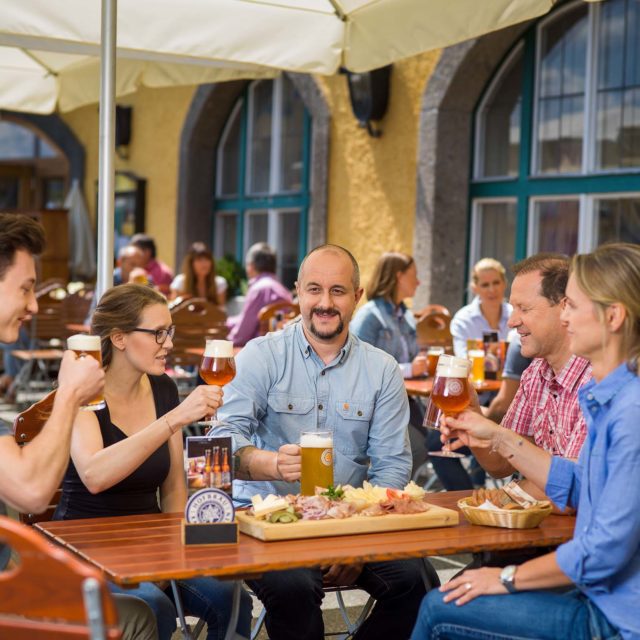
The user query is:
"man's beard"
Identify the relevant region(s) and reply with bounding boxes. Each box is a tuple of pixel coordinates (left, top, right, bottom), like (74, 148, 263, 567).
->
(308, 307, 344, 341)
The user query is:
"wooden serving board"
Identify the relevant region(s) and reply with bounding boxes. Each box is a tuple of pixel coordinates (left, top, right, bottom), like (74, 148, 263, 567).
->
(236, 503, 459, 541)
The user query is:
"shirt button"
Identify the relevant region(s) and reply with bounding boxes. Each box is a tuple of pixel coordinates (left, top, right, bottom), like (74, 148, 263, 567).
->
(321, 371, 326, 376)
(357, 410, 363, 417)
(318, 404, 323, 411)
(288, 404, 293, 410)
(549, 429, 554, 435)
(587, 393, 594, 400)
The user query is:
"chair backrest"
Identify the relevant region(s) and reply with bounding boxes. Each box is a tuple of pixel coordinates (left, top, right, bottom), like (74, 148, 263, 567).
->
(64, 286, 95, 330)
(257, 300, 300, 336)
(33, 285, 69, 344)
(170, 297, 228, 367)
(414, 304, 451, 320)
(12, 390, 60, 525)
(0, 516, 121, 639)
(415, 311, 453, 351)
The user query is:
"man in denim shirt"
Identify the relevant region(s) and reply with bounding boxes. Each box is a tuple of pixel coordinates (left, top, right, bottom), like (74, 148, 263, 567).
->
(217, 244, 437, 640)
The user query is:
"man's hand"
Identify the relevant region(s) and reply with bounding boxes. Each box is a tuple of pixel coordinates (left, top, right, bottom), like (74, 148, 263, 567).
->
(322, 563, 364, 587)
(411, 354, 428, 378)
(57, 350, 105, 407)
(276, 444, 301, 481)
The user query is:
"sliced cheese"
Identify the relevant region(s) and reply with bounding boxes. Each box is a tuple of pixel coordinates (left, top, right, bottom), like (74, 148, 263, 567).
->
(251, 493, 289, 519)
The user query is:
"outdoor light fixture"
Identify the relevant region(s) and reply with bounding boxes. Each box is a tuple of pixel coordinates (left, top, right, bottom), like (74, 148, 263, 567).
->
(345, 65, 392, 138)
(115, 105, 132, 158)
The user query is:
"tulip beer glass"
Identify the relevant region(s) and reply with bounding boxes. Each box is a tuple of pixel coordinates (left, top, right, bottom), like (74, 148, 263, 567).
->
(428, 355, 470, 458)
(198, 339, 236, 427)
(67, 334, 106, 411)
(300, 431, 333, 495)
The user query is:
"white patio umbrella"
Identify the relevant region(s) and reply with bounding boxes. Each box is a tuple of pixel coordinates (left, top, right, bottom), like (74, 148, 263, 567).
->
(64, 179, 97, 281)
(0, 0, 560, 297)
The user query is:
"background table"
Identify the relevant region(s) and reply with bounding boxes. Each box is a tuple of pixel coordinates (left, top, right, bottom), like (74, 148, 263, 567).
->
(405, 378, 501, 398)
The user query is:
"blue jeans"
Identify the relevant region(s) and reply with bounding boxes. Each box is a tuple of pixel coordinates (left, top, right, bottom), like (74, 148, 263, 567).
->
(110, 577, 252, 640)
(410, 588, 621, 640)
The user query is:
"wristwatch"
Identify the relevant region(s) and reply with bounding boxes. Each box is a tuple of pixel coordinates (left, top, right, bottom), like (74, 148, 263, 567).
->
(499, 564, 518, 593)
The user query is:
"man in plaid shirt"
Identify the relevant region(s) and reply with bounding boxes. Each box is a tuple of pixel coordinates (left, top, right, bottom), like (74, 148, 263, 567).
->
(470, 254, 591, 501)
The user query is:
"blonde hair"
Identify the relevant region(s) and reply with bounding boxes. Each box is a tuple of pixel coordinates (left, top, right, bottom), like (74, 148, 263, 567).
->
(471, 258, 506, 285)
(91, 284, 168, 367)
(570, 243, 640, 374)
(366, 252, 414, 302)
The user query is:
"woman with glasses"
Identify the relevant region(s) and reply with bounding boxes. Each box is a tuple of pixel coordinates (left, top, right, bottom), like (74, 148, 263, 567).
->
(54, 283, 252, 640)
(411, 243, 640, 640)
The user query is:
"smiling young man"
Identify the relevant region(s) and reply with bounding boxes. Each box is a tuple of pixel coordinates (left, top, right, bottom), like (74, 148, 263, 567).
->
(217, 244, 437, 640)
(460, 254, 592, 497)
(0, 213, 157, 640)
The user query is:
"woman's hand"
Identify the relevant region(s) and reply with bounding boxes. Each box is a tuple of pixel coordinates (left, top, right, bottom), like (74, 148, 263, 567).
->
(411, 354, 428, 377)
(441, 410, 503, 451)
(440, 568, 507, 605)
(172, 384, 223, 427)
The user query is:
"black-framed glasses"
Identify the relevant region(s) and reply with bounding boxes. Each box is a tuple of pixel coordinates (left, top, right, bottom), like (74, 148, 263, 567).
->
(131, 325, 176, 344)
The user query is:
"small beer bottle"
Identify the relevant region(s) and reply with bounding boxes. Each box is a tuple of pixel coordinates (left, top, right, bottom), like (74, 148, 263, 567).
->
(212, 446, 222, 487)
(204, 448, 213, 488)
(482, 331, 500, 380)
(221, 447, 231, 489)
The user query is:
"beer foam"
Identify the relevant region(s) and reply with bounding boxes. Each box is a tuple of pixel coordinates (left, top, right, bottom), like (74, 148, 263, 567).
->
(67, 334, 101, 351)
(203, 339, 234, 358)
(468, 349, 485, 358)
(427, 346, 445, 355)
(436, 355, 469, 378)
(300, 432, 333, 448)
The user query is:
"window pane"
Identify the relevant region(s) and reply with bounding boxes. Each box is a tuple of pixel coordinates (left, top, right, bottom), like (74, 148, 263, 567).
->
(248, 82, 273, 195)
(475, 201, 517, 275)
(245, 210, 269, 250)
(43, 178, 65, 209)
(532, 200, 579, 254)
(535, 4, 587, 174)
(0, 121, 36, 160)
(595, 0, 640, 169)
(277, 210, 300, 288)
(218, 103, 242, 196)
(216, 212, 238, 258)
(477, 48, 523, 178)
(279, 77, 305, 193)
(596, 196, 640, 244)
(0, 177, 19, 209)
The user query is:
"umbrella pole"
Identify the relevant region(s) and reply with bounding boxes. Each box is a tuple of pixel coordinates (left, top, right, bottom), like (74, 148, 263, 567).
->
(96, 0, 117, 300)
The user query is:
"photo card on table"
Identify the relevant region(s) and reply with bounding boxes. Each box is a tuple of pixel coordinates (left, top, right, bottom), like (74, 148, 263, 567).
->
(185, 435, 233, 498)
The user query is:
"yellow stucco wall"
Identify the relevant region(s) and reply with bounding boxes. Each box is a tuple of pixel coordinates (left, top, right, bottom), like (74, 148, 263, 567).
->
(61, 51, 440, 281)
(316, 50, 440, 293)
(62, 85, 197, 272)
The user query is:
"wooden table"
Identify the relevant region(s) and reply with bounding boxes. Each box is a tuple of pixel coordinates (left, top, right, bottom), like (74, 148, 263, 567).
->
(405, 378, 501, 397)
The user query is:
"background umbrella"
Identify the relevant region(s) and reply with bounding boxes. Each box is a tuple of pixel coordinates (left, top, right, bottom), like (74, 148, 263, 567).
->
(64, 179, 97, 281)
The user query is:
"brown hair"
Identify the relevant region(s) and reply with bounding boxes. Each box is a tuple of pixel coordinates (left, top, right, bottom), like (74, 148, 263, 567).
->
(91, 283, 167, 366)
(512, 253, 569, 305)
(0, 213, 45, 280)
(366, 252, 414, 302)
(181, 242, 219, 304)
(570, 243, 640, 373)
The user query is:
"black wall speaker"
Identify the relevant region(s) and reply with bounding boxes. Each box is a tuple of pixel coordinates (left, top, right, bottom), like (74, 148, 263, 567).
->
(115, 105, 132, 147)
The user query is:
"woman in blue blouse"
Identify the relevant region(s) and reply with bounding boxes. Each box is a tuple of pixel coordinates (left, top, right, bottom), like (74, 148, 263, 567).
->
(411, 243, 640, 640)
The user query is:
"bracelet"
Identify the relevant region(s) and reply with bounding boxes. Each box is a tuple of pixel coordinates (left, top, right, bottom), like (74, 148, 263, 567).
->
(164, 415, 179, 436)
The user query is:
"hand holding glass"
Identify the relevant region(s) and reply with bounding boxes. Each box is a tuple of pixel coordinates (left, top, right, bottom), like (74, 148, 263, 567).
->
(198, 339, 236, 427)
(67, 334, 105, 411)
(427, 356, 471, 458)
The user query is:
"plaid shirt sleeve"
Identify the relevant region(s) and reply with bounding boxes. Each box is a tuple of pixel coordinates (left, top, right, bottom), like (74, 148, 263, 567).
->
(500, 361, 538, 436)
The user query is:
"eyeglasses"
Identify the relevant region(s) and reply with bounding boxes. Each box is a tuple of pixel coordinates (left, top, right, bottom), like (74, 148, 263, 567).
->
(131, 325, 176, 344)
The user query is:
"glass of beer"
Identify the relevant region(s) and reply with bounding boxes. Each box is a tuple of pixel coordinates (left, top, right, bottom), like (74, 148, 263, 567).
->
(67, 334, 105, 411)
(468, 349, 485, 387)
(428, 356, 470, 458)
(300, 430, 333, 495)
(426, 346, 445, 377)
(198, 339, 236, 427)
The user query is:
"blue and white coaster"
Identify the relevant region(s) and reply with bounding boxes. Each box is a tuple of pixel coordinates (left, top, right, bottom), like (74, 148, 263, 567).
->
(185, 488, 235, 524)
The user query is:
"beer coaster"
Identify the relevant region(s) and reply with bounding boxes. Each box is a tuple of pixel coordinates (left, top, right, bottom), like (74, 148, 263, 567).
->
(185, 489, 235, 524)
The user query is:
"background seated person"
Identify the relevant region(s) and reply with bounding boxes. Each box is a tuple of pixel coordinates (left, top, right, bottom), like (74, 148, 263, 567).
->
(130, 233, 173, 294)
(113, 245, 154, 286)
(53, 284, 251, 640)
(170, 241, 227, 305)
(450, 258, 512, 358)
(413, 243, 640, 640)
(226, 242, 292, 347)
(217, 244, 437, 640)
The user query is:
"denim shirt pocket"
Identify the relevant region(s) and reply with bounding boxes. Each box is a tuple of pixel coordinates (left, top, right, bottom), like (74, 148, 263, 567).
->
(267, 393, 316, 435)
(334, 400, 374, 454)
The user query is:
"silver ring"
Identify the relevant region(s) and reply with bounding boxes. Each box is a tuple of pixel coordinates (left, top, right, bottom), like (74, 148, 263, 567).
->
(465, 582, 472, 591)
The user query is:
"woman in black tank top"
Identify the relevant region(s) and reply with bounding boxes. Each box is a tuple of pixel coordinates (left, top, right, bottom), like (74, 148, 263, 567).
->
(54, 284, 251, 640)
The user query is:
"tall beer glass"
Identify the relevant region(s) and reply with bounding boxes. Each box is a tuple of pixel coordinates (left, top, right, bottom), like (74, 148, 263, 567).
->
(198, 339, 236, 428)
(468, 349, 485, 386)
(426, 346, 445, 377)
(300, 431, 333, 495)
(67, 334, 105, 411)
(428, 356, 470, 458)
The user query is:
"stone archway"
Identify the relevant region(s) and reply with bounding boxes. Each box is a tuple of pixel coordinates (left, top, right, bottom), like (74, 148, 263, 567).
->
(175, 74, 330, 267)
(413, 24, 531, 311)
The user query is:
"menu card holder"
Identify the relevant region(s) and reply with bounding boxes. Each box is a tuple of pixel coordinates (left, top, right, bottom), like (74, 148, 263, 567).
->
(182, 521, 238, 546)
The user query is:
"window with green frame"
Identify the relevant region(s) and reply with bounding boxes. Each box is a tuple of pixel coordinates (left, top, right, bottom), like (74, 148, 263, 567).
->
(470, 0, 640, 275)
(213, 75, 311, 289)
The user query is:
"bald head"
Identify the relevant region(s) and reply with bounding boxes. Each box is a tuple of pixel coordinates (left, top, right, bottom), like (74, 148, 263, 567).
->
(297, 244, 360, 291)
